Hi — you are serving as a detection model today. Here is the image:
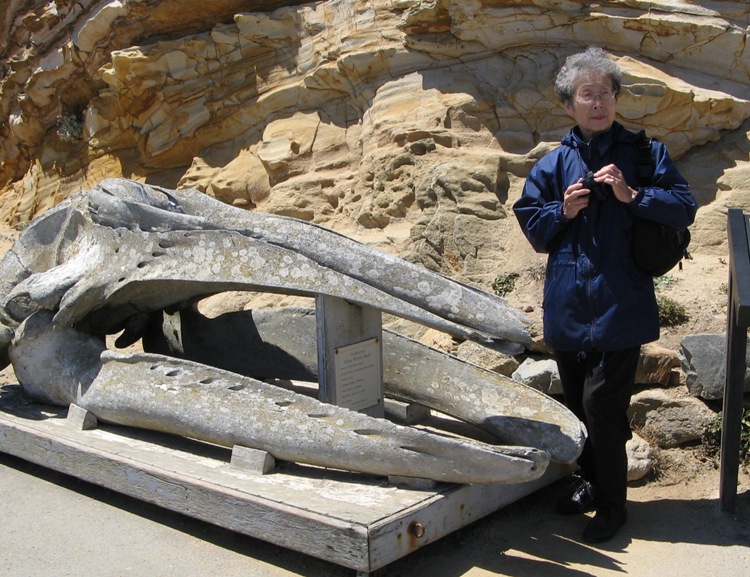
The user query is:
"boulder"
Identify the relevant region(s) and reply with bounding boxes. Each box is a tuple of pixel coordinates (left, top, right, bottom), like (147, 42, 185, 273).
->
(511, 358, 562, 396)
(1, 1, 749, 276)
(455, 340, 520, 377)
(627, 433, 654, 483)
(636, 343, 681, 387)
(680, 333, 750, 400)
(628, 389, 715, 448)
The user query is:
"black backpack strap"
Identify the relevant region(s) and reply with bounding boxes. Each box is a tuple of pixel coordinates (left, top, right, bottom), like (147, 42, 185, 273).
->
(635, 130, 654, 188)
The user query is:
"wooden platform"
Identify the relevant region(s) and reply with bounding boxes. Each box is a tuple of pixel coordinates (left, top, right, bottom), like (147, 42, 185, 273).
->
(0, 385, 569, 575)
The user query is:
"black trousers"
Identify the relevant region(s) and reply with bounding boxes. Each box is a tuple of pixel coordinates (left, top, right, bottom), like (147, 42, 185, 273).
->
(554, 347, 640, 513)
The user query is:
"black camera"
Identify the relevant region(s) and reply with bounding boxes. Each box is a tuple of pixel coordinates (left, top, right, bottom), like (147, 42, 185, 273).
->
(582, 171, 612, 201)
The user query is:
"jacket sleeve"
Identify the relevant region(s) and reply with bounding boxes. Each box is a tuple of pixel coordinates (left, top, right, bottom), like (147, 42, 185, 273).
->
(629, 140, 697, 229)
(513, 163, 570, 254)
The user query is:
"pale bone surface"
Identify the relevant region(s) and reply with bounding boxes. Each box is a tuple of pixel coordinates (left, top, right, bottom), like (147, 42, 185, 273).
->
(0, 179, 585, 484)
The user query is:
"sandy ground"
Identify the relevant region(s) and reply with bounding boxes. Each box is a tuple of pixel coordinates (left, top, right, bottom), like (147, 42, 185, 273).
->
(1, 225, 749, 576)
(1, 449, 748, 577)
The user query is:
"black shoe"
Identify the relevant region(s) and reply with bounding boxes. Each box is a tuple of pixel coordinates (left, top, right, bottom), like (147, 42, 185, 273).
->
(556, 479, 595, 515)
(582, 508, 627, 544)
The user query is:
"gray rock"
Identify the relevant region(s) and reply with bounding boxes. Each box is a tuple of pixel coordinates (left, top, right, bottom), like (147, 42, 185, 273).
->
(627, 432, 654, 482)
(679, 333, 750, 400)
(628, 389, 715, 448)
(636, 343, 680, 387)
(455, 340, 520, 377)
(511, 358, 562, 396)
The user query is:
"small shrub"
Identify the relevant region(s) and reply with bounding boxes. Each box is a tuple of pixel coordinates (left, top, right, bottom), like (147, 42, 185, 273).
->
(653, 274, 676, 291)
(492, 272, 519, 297)
(528, 263, 546, 282)
(740, 410, 750, 461)
(657, 295, 689, 327)
(703, 413, 721, 450)
(702, 409, 750, 465)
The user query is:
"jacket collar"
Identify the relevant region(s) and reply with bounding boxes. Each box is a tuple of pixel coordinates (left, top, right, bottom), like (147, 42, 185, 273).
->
(562, 121, 638, 153)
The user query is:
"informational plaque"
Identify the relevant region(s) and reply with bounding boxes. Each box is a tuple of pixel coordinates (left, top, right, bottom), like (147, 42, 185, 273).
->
(333, 337, 382, 411)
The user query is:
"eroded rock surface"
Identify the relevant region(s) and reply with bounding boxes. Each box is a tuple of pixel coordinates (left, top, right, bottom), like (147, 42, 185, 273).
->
(1, 1, 749, 291)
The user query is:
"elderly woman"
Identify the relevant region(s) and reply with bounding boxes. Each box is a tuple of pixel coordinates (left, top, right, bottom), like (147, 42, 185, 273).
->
(513, 47, 696, 544)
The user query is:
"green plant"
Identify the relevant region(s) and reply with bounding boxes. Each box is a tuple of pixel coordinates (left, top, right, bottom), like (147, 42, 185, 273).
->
(492, 272, 519, 297)
(653, 274, 677, 291)
(657, 295, 689, 327)
(702, 409, 750, 465)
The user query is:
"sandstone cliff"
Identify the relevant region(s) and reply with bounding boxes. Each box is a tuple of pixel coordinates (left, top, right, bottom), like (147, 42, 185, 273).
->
(2, 0, 749, 291)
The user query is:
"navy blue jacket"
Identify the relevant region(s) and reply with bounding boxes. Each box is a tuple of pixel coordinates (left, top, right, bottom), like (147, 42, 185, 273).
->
(513, 122, 697, 352)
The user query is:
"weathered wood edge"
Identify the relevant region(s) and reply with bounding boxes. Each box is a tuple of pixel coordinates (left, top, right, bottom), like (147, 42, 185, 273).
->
(0, 393, 569, 573)
(0, 405, 369, 569)
(366, 463, 570, 571)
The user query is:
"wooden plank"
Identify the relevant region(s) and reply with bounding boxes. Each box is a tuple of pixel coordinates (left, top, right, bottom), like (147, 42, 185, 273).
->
(230, 445, 276, 474)
(0, 405, 368, 569)
(67, 403, 98, 430)
(0, 386, 568, 573)
(0, 386, 425, 517)
(367, 464, 568, 570)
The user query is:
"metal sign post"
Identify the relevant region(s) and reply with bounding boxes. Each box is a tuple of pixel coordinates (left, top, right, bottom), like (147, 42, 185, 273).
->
(721, 209, 750, 511)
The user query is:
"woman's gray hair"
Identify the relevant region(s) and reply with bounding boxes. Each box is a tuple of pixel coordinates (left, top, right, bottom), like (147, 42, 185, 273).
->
(554, 47, 622, 103)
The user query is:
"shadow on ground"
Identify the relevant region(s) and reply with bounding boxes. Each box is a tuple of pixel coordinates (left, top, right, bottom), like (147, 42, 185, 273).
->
(2, 452, 749, 577)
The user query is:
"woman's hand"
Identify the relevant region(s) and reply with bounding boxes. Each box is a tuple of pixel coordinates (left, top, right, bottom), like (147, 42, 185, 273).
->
(592, 164, 638, 203)
(562, 180, 590, 219)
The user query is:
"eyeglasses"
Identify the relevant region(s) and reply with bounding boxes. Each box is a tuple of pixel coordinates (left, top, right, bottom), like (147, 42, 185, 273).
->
(575, 88, 617, 104)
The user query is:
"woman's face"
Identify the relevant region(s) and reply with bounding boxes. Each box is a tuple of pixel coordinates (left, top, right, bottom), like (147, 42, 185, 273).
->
(564, 73, 617, 141)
